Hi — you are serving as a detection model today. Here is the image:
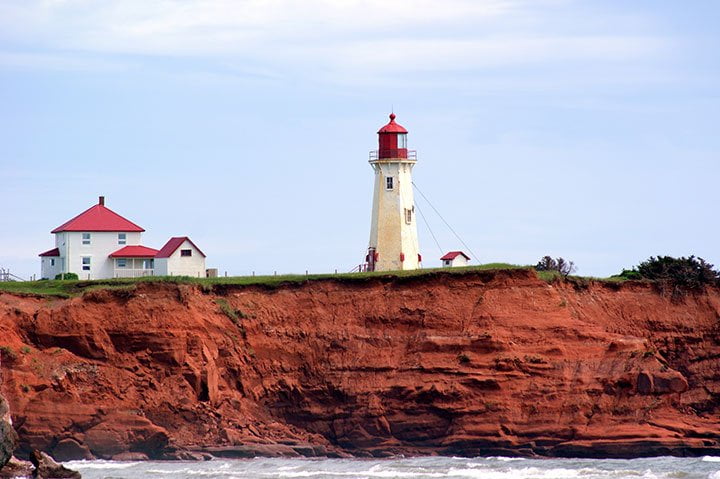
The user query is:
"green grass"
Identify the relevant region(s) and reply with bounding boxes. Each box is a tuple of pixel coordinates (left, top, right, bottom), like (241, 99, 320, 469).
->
(214, 298, 241, 323)
(0, 263, 631, 298)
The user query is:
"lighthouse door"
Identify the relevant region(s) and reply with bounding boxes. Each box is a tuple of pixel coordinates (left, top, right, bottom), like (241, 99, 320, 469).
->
(367, 247, 376, 272)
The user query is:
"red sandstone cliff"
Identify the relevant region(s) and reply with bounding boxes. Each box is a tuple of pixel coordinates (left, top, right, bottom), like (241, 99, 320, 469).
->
(0, 269, 718, 460)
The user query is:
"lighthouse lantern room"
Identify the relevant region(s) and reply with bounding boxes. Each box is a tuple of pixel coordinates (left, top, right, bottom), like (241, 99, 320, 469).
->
(366, 113, 421, 272)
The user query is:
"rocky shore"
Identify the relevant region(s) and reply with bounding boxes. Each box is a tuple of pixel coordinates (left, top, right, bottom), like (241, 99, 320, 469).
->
(1, 395, 80, 478)
(0, 269, 718, 461)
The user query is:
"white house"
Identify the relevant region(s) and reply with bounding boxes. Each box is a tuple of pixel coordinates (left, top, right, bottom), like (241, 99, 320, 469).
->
(154, 237, 206, 277)
(440, 251, 470, 268)
(40, 197, 207, 280)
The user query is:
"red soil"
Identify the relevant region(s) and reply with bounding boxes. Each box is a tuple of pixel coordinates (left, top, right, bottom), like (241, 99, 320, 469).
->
(0, 269, 718, 459)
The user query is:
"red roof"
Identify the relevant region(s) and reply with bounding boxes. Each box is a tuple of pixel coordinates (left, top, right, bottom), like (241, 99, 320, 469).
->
(39, 247, 60, 257)
(109, 245, 159, 258)
(377, 113, 408, 134)
(440, 251, 470, 261)
(52, 200, 144, 233)
(155, 237, 206, 258)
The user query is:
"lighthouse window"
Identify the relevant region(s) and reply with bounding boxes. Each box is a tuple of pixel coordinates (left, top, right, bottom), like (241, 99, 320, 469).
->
(386, 177, 394, 190)
(397, 134, 407, 149)
(405, 208, 412, 224)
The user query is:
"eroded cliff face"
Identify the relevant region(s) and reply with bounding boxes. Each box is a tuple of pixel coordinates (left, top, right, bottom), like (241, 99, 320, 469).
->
(0, 270, 719, 459)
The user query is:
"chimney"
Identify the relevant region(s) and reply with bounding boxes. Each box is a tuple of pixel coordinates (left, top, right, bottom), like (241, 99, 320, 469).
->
(99, 196, 105, 206)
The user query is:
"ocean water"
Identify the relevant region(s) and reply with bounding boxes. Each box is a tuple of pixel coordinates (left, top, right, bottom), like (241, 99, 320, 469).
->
(65, 455, 720, 479)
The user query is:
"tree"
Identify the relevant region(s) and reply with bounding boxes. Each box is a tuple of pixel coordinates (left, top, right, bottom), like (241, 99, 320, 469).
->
(535, 256, 576, 278)
(536, 256, 556, 271)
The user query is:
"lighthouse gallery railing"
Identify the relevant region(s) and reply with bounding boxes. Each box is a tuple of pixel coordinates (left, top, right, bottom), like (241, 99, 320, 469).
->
(369, 150, 417, 161)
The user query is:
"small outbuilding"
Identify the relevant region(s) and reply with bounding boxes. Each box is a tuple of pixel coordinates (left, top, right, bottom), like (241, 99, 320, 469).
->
(440, 251, 470, 268)
(154, 237, 206, 277)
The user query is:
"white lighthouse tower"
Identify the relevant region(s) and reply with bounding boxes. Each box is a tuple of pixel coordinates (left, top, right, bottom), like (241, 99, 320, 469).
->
(366, 113, 421, 272)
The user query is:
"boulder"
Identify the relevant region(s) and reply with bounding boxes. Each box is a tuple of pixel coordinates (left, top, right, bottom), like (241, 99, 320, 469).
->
(51, 439, 93, 462)
(0, 420, 17, 471)
(0, 456, 33, 478)
(110, 452, 148, 461)
(83, 413, 169, 459)
(29, 450, 81, 479)
(0, 394, 18, 471)
(636, 371, 689, 395)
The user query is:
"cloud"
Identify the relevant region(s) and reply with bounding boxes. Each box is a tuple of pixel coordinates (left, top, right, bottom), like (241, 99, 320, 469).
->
(0, 0, 669, 86)
(0, 50, 135, 71)
(0, 0, 517, 54)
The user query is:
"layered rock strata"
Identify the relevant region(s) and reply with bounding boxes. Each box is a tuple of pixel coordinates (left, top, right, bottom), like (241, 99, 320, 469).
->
(0, 270, 718, 459)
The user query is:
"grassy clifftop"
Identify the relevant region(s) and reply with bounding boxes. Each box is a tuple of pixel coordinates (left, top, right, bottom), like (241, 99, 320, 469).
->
(0, 263, 539, 298)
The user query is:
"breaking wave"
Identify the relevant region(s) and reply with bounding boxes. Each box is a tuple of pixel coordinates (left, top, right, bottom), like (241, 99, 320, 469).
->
(66, 456, 718, 479)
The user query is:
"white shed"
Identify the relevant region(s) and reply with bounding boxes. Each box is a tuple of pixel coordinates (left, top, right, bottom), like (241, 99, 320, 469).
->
(440, 251, 470, 268)
(154, 237, 206, 277)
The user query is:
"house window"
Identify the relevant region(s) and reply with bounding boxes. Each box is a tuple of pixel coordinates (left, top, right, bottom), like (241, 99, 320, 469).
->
(180, 249, 192, 257)
(444, 260, 451, 266)
(82, 233, 91, 245)
(50, 259, 55, 266)
(82, 257, 91, 271)
(385, 177, 394, 190)
(118, 233, 126, 245)
(404, 208, 412, 224)
(116, 259, 127, 268)
(143, 259, 154, 269)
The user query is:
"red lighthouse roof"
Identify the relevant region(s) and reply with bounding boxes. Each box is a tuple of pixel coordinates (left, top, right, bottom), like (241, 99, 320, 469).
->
(377, 113, 408, 134)
(51, 197, 145, 233)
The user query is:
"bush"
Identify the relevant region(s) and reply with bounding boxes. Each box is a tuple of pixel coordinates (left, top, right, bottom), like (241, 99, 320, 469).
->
(613, 269, 642, 280)
(0, 345, 17, 362)
(535, 256, 576, 278)
(635, 256, 719, 290)
(54, 272, 79, 280)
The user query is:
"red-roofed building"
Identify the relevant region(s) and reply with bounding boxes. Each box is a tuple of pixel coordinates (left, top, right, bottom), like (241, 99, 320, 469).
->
(51, 203, 144, 234)
(154, 237, 206, 277)
(40, 197, 207, 279)
(440, 251, 470, 268)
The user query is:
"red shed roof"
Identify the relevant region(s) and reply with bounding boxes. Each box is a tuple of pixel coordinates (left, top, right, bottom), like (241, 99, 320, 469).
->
(39, 247, 60, 257)
(377, 113, 408, 134)
(440, 251, 470, 261)
(156, 237, 206, 258)
(109, 245, 159, 258)
(51, 199, 144, 233)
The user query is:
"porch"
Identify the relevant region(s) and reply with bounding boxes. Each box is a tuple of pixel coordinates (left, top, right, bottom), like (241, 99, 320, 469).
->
(113, 258, 155, 278)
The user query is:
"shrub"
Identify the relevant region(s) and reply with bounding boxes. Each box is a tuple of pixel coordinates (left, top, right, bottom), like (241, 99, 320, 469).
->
(0, 345, 17, 362)
(54, 272, 79, 280)
(535, 256, 576, 278)
(215, 298, 239, 323)
(613, 269, 643, 280)
(636, 256, 719, 290)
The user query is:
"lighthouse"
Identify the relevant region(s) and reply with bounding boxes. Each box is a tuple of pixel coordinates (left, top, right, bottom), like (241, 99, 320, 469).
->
(366, 113, 421, 272)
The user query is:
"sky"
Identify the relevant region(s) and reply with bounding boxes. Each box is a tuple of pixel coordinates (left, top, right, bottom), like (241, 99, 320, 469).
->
(1, 0, 718, 279)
